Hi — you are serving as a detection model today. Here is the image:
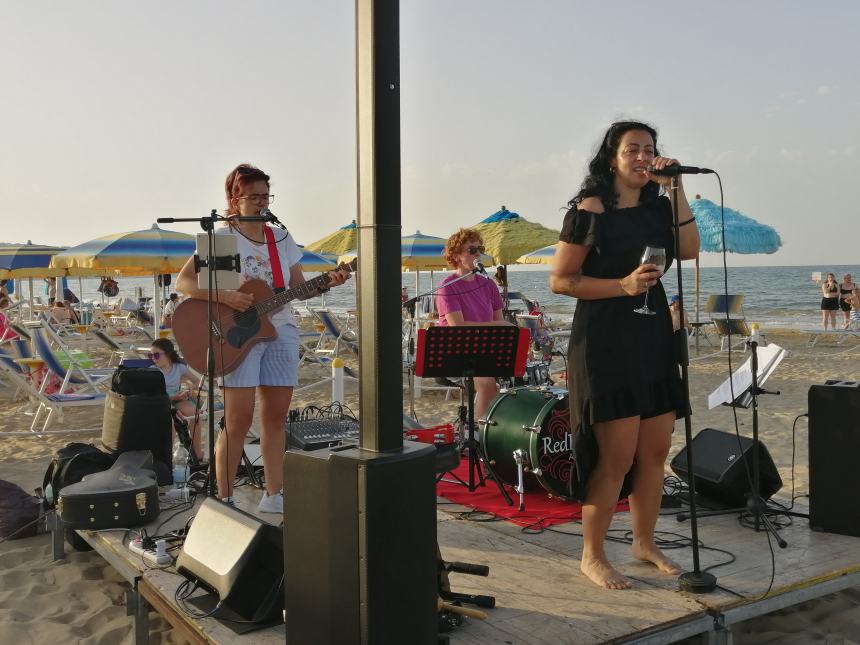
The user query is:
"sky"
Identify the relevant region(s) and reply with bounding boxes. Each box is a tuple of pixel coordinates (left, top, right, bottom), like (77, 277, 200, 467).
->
(2, 1, 857, 268)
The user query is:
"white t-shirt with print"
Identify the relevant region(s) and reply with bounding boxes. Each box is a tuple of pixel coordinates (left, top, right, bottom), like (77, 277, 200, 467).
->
(215, 225, 303, 328)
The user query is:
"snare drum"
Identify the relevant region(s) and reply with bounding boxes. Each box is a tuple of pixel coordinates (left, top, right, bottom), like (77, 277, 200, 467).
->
(479, 386, 573, 500)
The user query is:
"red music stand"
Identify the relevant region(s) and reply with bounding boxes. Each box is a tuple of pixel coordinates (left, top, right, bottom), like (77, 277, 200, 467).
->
(415, 325, 530, 500)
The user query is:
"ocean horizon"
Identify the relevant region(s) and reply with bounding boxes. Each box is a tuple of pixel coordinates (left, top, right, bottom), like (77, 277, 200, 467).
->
(14, 264, 859, 332)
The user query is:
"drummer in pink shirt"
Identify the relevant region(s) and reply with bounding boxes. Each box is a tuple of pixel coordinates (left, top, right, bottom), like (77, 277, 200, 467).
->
(436, 228, 513, 418)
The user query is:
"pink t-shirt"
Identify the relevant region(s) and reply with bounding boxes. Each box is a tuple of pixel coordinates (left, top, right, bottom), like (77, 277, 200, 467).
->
(435, 273, 504, 326)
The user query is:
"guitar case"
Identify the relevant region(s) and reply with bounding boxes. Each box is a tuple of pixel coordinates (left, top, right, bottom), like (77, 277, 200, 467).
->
(57, 450, 159, 530)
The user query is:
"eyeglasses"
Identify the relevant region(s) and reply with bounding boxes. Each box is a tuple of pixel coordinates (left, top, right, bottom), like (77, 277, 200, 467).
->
(466, 245, 485, 255)
(237, 194, 274, 203)
(147, 351, 162, 360)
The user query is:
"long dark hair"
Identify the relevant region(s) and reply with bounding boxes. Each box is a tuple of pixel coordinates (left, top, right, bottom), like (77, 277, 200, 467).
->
(569, 120, 661, 211)
(151, 338, 183, 365)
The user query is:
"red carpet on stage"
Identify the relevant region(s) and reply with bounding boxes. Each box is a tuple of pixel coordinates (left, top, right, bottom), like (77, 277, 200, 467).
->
(436, 460, 629, 529)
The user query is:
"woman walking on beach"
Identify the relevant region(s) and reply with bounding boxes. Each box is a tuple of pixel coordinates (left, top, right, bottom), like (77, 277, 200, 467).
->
(436, 228, 512, 419)
(821, 273, 839, 330)
(149, 338, 203, 462)
(839, 274, 855, 329)
(550, 121, 699, 589)
(176, 163, 350, 512)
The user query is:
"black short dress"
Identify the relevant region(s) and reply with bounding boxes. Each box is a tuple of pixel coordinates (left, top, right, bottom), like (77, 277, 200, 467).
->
(560, 195, 684, 499)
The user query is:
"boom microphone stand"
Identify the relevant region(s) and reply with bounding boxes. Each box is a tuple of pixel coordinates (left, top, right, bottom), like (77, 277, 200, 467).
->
(667, 178, 717, 593)
(157, 211, 271, 497)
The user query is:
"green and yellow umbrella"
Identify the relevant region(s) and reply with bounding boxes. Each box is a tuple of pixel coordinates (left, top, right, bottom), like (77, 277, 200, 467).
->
(305, 221, 358, 257)
(515, 244, 557, 265)
(470, 206, 560, 266)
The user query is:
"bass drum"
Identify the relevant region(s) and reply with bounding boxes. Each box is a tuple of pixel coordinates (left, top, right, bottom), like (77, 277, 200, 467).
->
(480, 386, 573, 500)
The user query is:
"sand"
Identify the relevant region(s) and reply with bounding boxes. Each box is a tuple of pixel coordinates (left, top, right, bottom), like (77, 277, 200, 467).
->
(1, 327, 859, 644)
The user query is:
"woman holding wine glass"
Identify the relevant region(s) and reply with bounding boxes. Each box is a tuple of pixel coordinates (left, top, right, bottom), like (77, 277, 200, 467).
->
(549, 121, 700, 589)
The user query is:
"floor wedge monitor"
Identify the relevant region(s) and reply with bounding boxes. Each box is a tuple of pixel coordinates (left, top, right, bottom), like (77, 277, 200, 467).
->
(808, 380, 860, 537)
(176, 498, 284, 623)
(671, 427, 782, 507)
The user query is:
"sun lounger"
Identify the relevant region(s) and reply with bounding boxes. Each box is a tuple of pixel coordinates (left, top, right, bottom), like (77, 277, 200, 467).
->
(803, 329, 860, 347)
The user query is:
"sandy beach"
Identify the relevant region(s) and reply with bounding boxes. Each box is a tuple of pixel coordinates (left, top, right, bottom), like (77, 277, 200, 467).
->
(1, 327, 859, 644)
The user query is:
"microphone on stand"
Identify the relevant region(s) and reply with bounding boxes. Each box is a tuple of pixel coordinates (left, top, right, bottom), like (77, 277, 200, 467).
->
(473, 258, 488, 276)
(647, 164, 714, 177)
(260, 207, 287, 230)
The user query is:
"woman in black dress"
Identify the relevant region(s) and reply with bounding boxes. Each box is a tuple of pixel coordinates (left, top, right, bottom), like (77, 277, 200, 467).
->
(550, 121, 700, 589)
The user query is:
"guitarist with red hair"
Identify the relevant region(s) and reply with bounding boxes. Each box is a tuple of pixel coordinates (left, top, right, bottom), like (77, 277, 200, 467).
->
(176, 163, 350, 512)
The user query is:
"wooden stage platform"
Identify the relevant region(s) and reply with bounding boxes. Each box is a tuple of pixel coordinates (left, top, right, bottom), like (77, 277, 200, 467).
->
(51, 486, 860, 644)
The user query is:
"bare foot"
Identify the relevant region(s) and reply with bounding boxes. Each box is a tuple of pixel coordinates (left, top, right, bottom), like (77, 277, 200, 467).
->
(580, 556, 632, 590)
(631, 540, 682, 575)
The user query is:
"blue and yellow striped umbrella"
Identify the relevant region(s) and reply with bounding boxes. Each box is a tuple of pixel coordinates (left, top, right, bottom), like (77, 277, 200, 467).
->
(0, 241, 67, 278)
(471, 206, 560, 265)
(297, 245, 337, 273)
(515, 244, 557, 265)
(50, 224, 195, 274)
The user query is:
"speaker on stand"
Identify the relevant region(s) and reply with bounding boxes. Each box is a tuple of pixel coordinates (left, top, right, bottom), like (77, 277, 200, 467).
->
(808, 380, 860, 537)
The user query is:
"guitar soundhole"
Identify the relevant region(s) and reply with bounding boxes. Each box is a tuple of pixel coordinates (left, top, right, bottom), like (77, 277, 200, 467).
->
(233, 309, 259, 328)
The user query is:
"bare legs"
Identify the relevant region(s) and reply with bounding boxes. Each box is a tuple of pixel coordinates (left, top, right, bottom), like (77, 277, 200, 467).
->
(580, 411, 679, 589)
(822, 308, 836, 330)
(473, 376, 498, 421)
(216, 385, 293, 498)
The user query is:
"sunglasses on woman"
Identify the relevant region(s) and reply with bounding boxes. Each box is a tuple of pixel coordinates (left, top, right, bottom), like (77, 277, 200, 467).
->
(466, 245, 485, 255)
(147, 351, 162, 360)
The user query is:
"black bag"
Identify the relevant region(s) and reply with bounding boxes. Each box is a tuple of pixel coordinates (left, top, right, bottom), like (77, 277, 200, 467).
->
(97, 278, 119, 297)
(56, 451, 159, 530)
(0, 480, 43, 540)
(42, 442, 116, 510)
(102, 390, 173, 485)
(111, 366, 166, 396)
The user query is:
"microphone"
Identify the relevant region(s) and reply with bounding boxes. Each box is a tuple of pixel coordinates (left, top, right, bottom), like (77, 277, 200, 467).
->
(647, 164, 714, 176)
(473, 258, 488, 276)
(259, 207, 277, 222)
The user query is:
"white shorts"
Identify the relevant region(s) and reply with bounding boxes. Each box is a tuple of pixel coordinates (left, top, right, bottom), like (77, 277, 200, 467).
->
(222, 324, 299, 388)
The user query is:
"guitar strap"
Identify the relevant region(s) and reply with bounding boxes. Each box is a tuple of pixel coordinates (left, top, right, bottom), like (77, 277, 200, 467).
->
(263, 226, 287, 294)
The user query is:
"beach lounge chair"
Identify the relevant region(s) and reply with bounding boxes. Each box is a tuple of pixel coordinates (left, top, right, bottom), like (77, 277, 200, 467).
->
(312, 310, 358, 356)
(92, 329, 135, 366)
(32, 328, 114, 395)
(0, 347, 107, 433)
(705, 295, 751, 351)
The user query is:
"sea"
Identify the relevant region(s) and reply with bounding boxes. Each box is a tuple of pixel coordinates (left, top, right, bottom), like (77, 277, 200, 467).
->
(16, 264, 859, 332)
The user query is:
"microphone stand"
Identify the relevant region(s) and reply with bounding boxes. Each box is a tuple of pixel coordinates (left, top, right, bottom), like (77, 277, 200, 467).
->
(667, 178, 717, 593)
(157, 211, 271, 498)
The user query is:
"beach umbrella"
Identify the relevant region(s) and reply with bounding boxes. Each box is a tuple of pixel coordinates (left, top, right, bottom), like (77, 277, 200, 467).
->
(51, 224, 196, 335)
(297, 246, 337, 273)
(515, 243, 558, 265)
(0, 241, 68, 320)
(470, 206, 560, 266)
(305, 220, 358, 256)
(688, 196, 782, 339)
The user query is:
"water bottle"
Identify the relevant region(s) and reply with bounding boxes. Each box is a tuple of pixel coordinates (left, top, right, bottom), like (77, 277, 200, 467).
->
(172, 443, 189, 488)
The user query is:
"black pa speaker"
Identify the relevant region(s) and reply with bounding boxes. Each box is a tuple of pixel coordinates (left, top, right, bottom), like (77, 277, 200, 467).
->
(101, 391, 173, 484)
(809, 380, 860, 537)
(176, 498, 284, 623)
(670, 427, 782, 507)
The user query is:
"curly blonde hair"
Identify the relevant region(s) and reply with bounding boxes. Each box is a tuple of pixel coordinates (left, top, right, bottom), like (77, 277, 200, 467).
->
(443, 228, 483, 268)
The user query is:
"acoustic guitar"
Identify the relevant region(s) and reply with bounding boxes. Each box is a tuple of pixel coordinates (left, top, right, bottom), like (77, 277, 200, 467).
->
(172, 259, 356, 376)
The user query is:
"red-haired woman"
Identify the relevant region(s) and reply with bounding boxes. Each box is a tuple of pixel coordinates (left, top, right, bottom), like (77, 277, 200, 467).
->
(176, 163, 350, 512)
(436, 228, 512, 420)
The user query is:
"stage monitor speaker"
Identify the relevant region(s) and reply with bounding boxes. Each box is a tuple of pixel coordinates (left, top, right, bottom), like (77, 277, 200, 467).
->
(808, 380, 860, 537)
(670, 427, 782, 507)
(176, 498, 284, 623)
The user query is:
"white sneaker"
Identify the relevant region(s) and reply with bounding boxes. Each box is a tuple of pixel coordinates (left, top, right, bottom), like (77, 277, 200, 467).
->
(257, 490, 284, 514)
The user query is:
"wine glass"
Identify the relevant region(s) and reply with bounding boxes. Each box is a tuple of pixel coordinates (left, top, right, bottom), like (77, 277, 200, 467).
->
(633, 245, 667, 315)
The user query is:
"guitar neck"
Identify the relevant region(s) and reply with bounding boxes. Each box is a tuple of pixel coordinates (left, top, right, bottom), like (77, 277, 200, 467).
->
(254, 258, 356, 316)
(256, 274, 330, 316)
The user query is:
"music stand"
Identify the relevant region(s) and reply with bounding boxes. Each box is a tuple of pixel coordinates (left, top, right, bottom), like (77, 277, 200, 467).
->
(415, 325, 530, 504)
